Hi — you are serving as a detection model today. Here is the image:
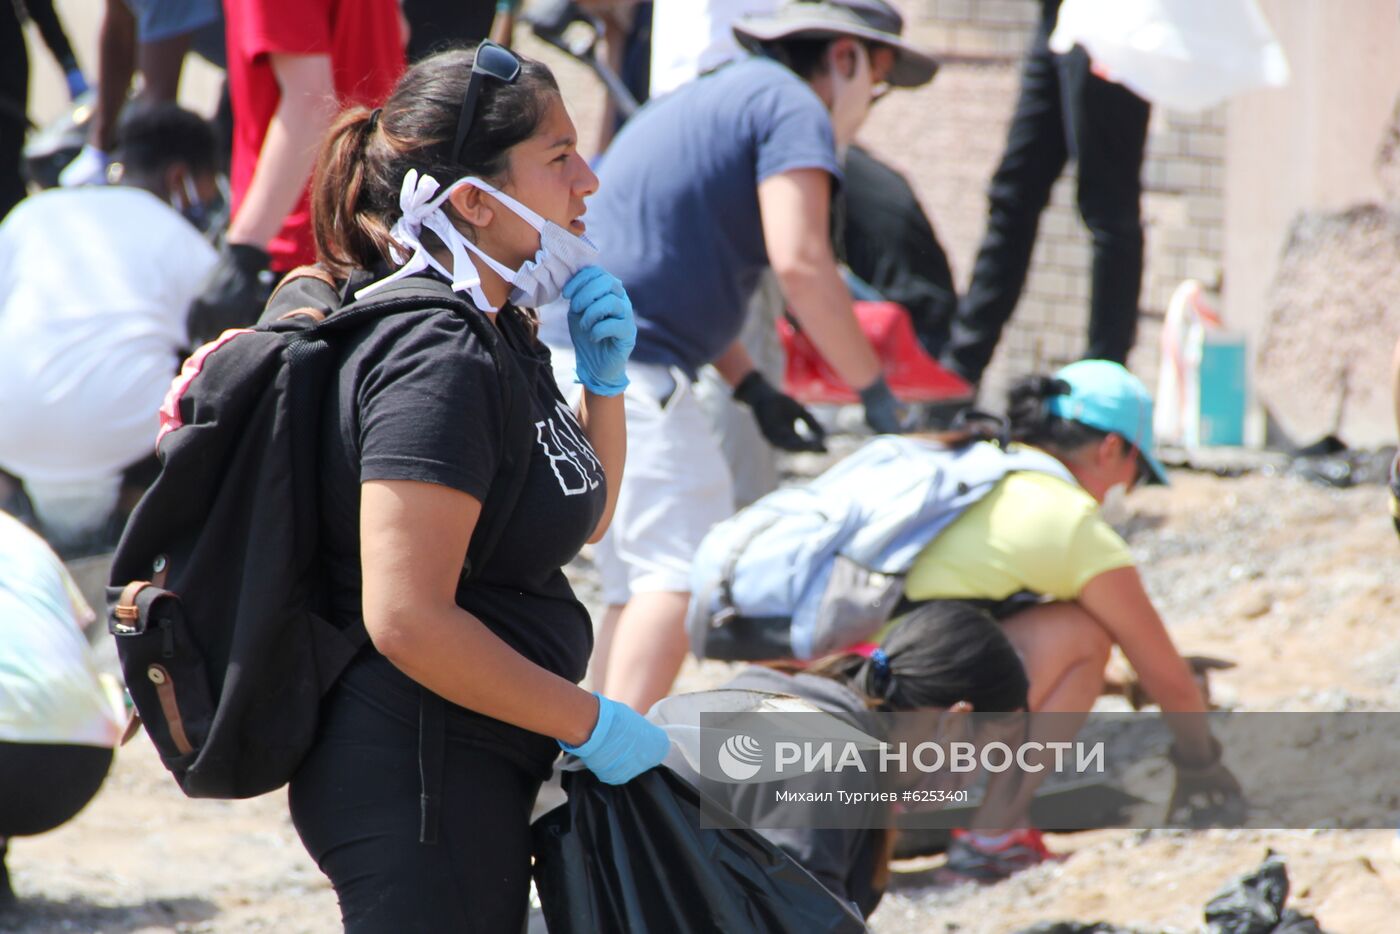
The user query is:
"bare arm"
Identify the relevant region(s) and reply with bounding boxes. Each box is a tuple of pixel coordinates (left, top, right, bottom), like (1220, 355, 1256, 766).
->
(1078, 565, 1215, 761)
(575, 390, 625, 542)
(711, 338, 757, 388)
(136, 32, 195, 101)
(90, 0, 136, 151)
(360, 479, 600, 746)
(225, 53, 338, 249)
(489, 1, 515, 47)
(758, 168, 881, 391)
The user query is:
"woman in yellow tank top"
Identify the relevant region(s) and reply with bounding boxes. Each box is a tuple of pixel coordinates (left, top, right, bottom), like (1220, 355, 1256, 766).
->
(917, 361, 1243, 881)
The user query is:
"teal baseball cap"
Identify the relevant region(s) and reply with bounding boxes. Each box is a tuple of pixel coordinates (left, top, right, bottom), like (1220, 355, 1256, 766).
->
(1046, 360, 1169, 485)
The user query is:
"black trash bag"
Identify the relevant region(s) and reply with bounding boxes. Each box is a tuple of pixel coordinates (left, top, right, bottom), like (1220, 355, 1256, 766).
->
(1205, 854, 1326, 934)
(532, 768, 868, 933)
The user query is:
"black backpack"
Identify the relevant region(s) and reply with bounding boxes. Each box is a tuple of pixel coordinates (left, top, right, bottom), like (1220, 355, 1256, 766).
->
(107, 268, 534, 799)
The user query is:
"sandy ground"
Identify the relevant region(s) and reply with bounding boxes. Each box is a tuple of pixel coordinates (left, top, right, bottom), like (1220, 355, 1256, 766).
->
(4, 467, 1398, 934)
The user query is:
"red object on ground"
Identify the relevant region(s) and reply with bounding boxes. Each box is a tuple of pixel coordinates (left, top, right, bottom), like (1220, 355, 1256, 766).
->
(224, 0, 405, 272)
(779, 301, 973, 404)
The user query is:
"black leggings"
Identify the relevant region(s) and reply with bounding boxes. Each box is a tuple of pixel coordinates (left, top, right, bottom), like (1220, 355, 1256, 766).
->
(0, 742, 114, 837)
(289, 657, 551, 933)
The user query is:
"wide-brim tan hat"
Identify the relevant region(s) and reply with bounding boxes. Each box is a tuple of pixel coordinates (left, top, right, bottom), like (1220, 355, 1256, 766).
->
(733, 0, 938, 88)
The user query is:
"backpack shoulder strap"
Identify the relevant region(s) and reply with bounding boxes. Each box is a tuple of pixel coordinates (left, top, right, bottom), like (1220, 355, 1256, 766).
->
(262, 265, 341, 326)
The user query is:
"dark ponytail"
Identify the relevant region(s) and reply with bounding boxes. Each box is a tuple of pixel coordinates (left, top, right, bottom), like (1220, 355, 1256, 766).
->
(1005, 374, 1111, 455)
(311, 44, 561, 279)
(313, 108, 386, 278)
(808, 602, 1029, 714)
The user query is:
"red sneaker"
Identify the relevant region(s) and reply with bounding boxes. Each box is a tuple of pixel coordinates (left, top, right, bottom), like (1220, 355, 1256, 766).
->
(939, 829, 1063, 883)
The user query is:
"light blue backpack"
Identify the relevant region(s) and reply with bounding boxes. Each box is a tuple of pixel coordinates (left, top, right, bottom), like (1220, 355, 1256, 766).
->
(686, 436, 1074, 661)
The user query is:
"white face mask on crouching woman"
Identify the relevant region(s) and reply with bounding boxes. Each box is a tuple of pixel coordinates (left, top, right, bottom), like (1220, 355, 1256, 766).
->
(357, 168, 600, 310)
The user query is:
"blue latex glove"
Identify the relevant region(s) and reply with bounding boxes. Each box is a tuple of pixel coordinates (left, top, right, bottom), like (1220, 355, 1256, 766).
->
(65, 67, 89, 100)
(563, 265, 635, 396)
(559, 693, 670, 785)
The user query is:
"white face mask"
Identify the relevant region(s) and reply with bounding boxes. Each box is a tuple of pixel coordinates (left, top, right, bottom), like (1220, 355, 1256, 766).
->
(1099, 482, 1130, 526)
(358, 169, 599, 311)
(828, 43, 874, 153)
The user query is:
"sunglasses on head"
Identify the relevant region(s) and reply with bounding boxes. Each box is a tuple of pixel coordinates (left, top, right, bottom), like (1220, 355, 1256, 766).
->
(452, 40, 522, 165)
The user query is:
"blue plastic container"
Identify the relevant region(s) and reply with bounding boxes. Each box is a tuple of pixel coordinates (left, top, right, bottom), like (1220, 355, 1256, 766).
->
(1197, 335, 1247, 446)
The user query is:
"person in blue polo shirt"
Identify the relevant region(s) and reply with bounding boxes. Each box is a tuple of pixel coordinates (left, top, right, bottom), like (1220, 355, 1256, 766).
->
(545, 0, 938, 714)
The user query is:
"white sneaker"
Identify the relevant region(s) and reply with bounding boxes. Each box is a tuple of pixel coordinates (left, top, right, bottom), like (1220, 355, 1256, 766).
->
(58, 144, 112, 187)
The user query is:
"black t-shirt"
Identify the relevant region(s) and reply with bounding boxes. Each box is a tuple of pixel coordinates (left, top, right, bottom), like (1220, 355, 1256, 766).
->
(319, 285, 604, 713)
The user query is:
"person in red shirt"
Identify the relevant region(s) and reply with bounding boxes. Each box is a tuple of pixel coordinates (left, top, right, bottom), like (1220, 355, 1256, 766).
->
(188, 0, 405, 344)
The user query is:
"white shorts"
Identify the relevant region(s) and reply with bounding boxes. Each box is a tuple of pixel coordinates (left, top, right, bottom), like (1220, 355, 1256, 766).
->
(550, 348, 734, 605)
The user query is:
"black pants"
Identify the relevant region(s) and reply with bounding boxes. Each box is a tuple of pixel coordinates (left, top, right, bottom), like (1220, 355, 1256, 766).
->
(1, 3, 28, 222)
(0, 742, 114, 837)
(942, 0, 1151, 383)
(290, 654, 552, 933)
(401, 0, 496, 61)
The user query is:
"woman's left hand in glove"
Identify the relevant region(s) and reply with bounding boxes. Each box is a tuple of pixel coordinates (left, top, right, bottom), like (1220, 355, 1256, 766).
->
(1167, 739, 1246, 826)
(564, 266, 636, 397)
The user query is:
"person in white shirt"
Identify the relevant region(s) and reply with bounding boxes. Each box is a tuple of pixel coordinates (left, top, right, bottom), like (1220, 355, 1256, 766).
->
(0, 103, 220, 556)
(0, 510, 126, 909)
(649, 0, 777, 97)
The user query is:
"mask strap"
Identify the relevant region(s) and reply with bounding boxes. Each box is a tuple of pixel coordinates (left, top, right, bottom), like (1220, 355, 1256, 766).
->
(355, 170, 532, 309)
(357, 170, 448, 298)
(460, 176, 548, 232)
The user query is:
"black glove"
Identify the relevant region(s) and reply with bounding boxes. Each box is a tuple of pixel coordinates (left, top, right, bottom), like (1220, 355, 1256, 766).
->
(1389, 452, 1400, 540)
(858, 375, 908, 435)
(186, 242, 275, 346)
(1167, 739, 1246, 827)
(733, 372, 827, 453)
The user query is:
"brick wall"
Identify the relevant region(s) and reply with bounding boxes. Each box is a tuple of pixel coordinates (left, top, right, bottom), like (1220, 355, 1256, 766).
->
(857, 0, 1228, 408)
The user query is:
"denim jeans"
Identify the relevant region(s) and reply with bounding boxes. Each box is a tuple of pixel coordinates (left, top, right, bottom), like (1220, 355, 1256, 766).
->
(942, 0, 1151, 383)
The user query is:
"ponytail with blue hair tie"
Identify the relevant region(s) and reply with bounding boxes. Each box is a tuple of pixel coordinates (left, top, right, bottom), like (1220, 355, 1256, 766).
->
(869, 647, 893, 700)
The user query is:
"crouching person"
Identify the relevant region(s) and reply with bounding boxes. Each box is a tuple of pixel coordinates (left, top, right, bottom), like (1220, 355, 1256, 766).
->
(0, 104, 220, 556)
(905, 361, 1241, 879)
(696, 603, 1029, 917)
(0, 511, 123, 908)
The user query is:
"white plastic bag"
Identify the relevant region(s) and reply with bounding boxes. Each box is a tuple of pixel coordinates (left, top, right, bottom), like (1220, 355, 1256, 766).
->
(1049, 0, 1289, 112)
(1154, 280, 1218, 447)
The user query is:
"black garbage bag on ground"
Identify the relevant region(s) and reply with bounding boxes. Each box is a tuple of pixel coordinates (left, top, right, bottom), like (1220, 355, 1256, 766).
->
(532, 768, 867, 933)
(1013, 853, 1326, 934)
(1205, 853, 1324, 934)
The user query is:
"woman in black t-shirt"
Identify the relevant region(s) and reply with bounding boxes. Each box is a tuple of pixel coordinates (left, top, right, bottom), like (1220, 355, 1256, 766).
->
(290, 43, 669, 932)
